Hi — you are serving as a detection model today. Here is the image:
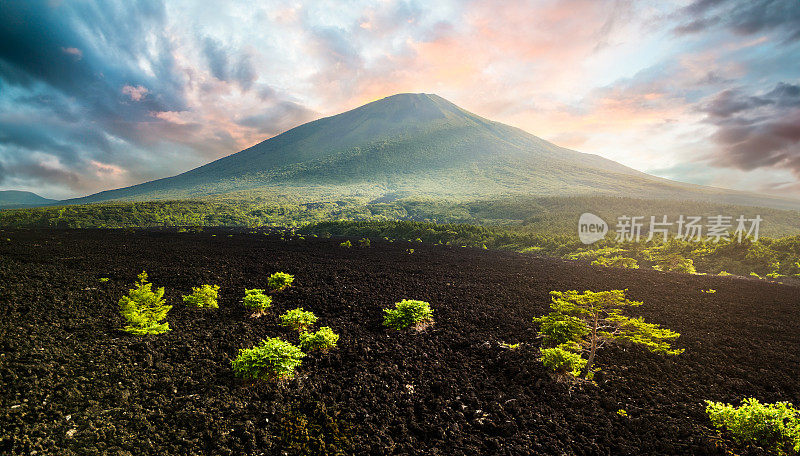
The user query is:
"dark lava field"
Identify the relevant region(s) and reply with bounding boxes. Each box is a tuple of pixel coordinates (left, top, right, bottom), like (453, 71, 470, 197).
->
(1, 228, 798, 455)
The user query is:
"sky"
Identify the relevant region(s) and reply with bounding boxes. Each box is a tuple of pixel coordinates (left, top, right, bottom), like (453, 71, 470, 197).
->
(1, 0, 799, 200)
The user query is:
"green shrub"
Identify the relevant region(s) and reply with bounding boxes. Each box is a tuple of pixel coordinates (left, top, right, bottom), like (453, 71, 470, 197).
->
(591, 256, 639, 269)
(566, 247, 626, 261)
(358, 238, 370, 247)
(182, 284, 220, 308)
(280, 308, 318, 332)
(383, 299, 434, 330)
(299, 327, 339, 352)
(99, 277, 110, 283)
(340, 240, 352, 248)
(118, 271, 172, 335)
(706, 398, 800, 455)
(231, 337, 305, 381)
(653, 254, 697, 274)
(268, 272, 295, 291)
(243, 288, 272, 314)
(540, 345, 586, 377)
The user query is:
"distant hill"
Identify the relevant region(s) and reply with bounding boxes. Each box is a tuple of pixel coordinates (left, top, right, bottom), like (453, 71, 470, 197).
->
(0, 190, 57, 209)
(58, 93, 800, 210)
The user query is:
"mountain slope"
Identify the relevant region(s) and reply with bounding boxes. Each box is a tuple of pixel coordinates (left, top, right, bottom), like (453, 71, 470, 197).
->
(0, 190, 57, 209)
(64, 93, 800, 210)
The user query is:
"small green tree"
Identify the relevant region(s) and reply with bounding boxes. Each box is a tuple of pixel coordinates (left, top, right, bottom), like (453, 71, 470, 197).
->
(299, 327, 339, 352)
(182, 284, 220, 308)
(231, 338, 305, 381)
(358, 238, 370, 247)
(119, 271, 172, 335)
(533, 290, 683, 377)
(268, 272, 295, 291)
(340, 240, 352, 248)
(706, 398, 800, 455)
(280, 308, 318, 332)
(242, 288, 272, 316)
(653, 254, 696, 274)
(383, 299, 433, 330)
(592, 256, 639, 269)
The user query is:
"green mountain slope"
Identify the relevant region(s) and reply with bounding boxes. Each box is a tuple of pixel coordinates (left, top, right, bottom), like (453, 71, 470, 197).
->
(63, 93, 799, 210)
(0, 190, 57, 209)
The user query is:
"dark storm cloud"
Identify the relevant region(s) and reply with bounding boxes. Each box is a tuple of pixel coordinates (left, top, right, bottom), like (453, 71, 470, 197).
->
(238, 100, 317, 136)
(12, 162, 83, 187)
(701, 82, 800, 176)
(15, 93, 82, 124)
(0, 122, 80, 161)
(702, 89, 774, 118)
(233, 54, 258, 91)
(675, 0, 800, 41)
(203, 38, 231, 82)
(202, 37, 258, 91)
(0, 0, 192, 195)
(0, 0, 317, 198)
(0, 0, 185, 116)
(310, 26, 363, 70)
(0, 145, 84, 190)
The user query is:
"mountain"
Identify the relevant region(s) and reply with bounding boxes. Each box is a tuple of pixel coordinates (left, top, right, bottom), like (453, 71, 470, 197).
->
(64, 93, 799, 210)
(0, 190, 57, 209)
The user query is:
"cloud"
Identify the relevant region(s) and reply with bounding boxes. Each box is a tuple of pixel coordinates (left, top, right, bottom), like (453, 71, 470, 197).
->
(237, 100, 317, 136)
(0, 0, 318, 198)
(90, 160, 126, 176)
(700, 82, 800, 177)
(0, 0, 798, 199)
(202, 37, 258, 91)
(203, 37, 229, 82)
(674, 0, 800, 42)
(0, 150, 83, 190)
(122, 84, 149, 101)
(61, 47, 82, 59)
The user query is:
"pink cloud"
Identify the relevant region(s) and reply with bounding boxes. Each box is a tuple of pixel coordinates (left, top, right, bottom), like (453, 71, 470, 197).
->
(61, 46, 82, 59)
(90, 160, 125, 177)
(122, 84, 149, 101)
(334, 0, 640, 112)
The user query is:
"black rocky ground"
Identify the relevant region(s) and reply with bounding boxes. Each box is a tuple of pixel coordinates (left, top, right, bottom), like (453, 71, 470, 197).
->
(1, 228, 798, 455)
